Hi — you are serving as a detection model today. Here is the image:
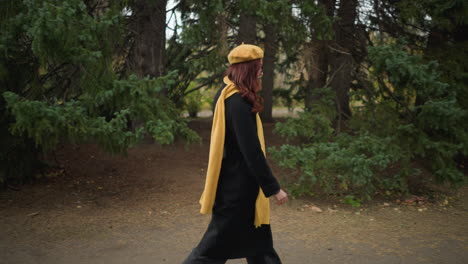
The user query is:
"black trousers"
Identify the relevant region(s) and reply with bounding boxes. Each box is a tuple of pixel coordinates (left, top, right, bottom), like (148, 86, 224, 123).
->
(182, 247, 282, 264)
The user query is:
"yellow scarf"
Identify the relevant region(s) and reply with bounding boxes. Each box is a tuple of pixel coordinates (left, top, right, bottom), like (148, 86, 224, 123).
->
(199, 76, 270, 228)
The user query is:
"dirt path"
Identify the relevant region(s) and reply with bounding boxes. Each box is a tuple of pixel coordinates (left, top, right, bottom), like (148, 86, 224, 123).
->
(1, 119, 467, 264)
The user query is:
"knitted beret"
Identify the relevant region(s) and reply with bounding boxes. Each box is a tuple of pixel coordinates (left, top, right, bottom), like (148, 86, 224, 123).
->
(227, 43, 264, 64)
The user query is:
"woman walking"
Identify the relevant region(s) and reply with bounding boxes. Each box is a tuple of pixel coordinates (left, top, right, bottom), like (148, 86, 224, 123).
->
(183, 43, 288, 264)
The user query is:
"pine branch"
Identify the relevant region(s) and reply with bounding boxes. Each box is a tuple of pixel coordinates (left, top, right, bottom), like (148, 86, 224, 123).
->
(183, 72, 224, 96)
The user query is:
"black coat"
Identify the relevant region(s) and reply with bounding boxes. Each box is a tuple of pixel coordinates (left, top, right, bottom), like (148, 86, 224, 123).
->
(195, 84, 281, 259)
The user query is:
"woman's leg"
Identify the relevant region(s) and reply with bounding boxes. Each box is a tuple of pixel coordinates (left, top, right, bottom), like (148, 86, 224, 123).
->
(182, 248, 227, 264)
(246, 248, 282, 264)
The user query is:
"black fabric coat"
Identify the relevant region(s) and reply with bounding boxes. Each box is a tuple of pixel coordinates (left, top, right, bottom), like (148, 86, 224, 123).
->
(195, 84, 281, 259)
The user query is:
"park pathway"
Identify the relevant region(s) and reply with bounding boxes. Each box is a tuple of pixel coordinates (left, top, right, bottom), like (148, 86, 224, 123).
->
(1, 119, 467, 264)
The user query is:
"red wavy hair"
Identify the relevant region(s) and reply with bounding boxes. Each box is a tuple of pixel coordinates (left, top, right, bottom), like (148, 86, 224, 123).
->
(225, 59, 264, 113)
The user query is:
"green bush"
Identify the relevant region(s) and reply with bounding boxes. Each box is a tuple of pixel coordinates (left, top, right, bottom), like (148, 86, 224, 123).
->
(271, 116, 409, 200)
(184, 89, 203, 118)
(269, 43, 467, 201)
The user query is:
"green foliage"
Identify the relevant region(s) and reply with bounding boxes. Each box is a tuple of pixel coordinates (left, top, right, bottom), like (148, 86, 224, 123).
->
(274, 86, 335, 141)
(0, 0, 199, 184)
(1, 0, 466, 196)
(270, 43, 467, 201)
(295, 0, 335, 40)
(368, 43, 467, 184)
(343, 195, 362, 208)
(270, 128, 407, 200)
(274, 108, 333, 143)
(3, 72, 199, 154)
(184, 89, 203, 118)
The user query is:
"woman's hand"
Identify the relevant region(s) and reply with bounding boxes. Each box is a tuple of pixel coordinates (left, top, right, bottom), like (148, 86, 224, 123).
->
(273, 189, 288, 205)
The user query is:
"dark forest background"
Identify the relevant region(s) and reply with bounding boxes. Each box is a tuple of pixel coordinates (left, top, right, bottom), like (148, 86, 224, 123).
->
(1, 0, 467, 201)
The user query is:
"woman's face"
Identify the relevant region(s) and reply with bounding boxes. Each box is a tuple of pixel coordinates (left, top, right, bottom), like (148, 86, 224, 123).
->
(257, 59, 263, 79)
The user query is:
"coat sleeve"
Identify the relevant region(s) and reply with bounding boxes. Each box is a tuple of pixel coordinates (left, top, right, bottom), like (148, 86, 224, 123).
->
(227, 96, 281, 197)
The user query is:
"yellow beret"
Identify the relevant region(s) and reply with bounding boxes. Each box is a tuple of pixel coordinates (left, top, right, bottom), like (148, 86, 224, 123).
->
(227, 43, 264, 64)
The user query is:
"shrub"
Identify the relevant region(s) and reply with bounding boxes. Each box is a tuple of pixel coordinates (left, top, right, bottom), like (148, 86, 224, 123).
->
(269, 43, 467, 201)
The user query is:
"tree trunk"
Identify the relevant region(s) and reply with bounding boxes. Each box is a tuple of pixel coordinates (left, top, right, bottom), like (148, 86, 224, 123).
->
(217, 11, 229, 56)
(128, 0, 166, 130)
(305, 40, 329, 110)
(330, 0, 357, 121)
(260, 23, 277, 123)
(304, 0, 335, 111)
(129, 0, 167, 78)
(237, 13, 257, 44)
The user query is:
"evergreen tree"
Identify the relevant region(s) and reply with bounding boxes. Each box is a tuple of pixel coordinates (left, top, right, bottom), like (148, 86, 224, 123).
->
(0, 0, 198, 185)
(269, 0, 468, 199)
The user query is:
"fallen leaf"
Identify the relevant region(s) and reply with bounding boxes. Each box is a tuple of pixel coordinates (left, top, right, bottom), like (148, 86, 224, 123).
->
(441, 199, 449, 206)
(310, 206, 322, 213)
